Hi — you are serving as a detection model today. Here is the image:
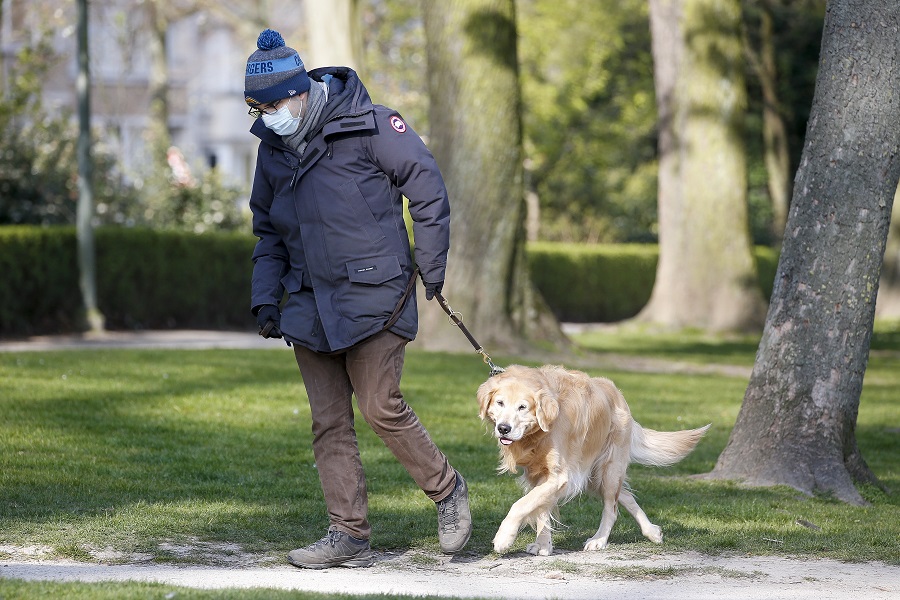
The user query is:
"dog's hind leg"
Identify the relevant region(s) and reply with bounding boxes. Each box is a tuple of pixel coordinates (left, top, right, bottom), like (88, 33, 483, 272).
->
(619, 488, 662, 543)
(583, 461, 628, 551)
(525, 511, 554, 556)
(583, 491, 618, 550)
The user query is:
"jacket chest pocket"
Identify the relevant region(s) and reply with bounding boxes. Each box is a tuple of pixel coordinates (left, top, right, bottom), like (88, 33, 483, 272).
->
(339, 179, 385, 244)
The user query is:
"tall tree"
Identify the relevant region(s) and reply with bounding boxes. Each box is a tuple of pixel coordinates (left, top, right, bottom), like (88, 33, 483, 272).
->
(743, 0, 827, 246)
(418, 0, 563, 352)
(303, 0, 363, 72)
(141, 0, 193, 219)
(76, 0, 104, 333)
(641, 0, 768, 332)
(710, 0, 900, 505)
(744, 0, 792, 244)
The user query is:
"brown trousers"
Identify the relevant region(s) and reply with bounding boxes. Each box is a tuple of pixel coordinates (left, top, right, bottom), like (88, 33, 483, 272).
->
(293, 330, 456, 540)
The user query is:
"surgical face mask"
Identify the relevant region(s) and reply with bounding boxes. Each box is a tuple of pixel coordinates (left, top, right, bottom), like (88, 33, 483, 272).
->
(262, 98, 303, 136)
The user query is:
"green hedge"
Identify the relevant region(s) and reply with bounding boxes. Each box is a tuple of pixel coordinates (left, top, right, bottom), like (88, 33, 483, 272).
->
(528, 241, 779, 323)
(528, 242, 659, 322)
(0, 226, 82, 334)
(0, 226, 256, 336)
(0, 226, 780, 336)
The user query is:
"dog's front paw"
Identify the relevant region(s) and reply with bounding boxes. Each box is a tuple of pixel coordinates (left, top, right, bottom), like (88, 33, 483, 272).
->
(525, 541, 553, 556)
(643, 524, 663, 544)
(493, 522, 519, 554)
(583, 536, 609, 551)
(493, 535, 514, 554)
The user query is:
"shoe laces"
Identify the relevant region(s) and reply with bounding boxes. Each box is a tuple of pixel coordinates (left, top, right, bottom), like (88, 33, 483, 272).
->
(438, 492, 460, 533)
(308, 529, 343, 550)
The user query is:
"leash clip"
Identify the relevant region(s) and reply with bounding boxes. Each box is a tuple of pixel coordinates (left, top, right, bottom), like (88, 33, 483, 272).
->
(430, 285, 506, 378)
(440, 298, 464, 326)
(478, 350, 505, 377)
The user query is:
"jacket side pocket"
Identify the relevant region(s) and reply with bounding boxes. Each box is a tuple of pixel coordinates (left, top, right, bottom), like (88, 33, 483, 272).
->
(346, 255, 403, 285)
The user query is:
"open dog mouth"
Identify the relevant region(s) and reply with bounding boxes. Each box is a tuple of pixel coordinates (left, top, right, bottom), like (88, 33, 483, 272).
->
(499, 435, 514, 446)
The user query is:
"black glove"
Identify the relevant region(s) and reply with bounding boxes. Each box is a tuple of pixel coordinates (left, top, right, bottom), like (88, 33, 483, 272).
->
(424, 280, 443, 301)
(255, 304, 282, 339)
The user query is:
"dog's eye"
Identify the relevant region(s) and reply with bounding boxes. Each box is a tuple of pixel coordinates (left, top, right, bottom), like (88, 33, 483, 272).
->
(518, 404, 528, 412)
(495, 400, 505, 408)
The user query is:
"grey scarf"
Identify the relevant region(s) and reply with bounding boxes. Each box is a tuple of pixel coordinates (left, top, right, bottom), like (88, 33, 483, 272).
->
(282, 79, 328, 155)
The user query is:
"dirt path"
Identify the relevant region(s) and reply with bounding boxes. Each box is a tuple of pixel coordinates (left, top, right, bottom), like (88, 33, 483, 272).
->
(3, 548, 899, 599)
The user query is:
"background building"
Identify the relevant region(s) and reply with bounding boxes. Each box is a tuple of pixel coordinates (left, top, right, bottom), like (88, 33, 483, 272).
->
(0, 0, 305, 193)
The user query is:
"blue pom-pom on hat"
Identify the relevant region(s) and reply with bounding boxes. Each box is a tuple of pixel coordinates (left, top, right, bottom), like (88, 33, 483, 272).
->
(257, 29, 286, 50)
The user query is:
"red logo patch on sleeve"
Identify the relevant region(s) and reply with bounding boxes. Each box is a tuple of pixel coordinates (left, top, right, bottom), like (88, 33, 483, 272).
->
(390, 115, 407, 133)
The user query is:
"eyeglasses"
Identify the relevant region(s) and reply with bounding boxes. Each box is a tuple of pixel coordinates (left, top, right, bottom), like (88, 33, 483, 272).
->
(247, 98, 285, 119)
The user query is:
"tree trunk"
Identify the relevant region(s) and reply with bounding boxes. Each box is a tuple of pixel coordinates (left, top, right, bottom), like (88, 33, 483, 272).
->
(756, 1, 792, 244)
(875, 185, 900, 318)
(143, 0, 173, 220)
(76, 0, 104, 334)
(303, 0, 363, 73)
(709, 0, 900, 505)
(642, 0, 767, 332)
(419, 0, 564, 353)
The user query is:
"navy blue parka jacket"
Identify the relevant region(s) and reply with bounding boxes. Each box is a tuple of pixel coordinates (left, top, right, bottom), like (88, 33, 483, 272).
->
(249, 67, 450, 353)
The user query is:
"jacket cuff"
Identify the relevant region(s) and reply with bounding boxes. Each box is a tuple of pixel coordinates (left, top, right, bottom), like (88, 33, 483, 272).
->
(418, 262, 446, 285)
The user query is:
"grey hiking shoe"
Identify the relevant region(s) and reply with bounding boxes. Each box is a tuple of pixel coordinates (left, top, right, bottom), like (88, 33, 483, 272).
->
(436, 471, 472, 553)
(287, 529, 375, 569)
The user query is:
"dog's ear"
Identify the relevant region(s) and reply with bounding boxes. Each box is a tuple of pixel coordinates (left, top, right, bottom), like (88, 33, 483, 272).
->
(477, 379, 498, 421)
(535, 390, 559, 432)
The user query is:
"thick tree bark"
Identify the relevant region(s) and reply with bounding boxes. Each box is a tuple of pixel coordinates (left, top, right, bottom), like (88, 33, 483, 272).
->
(642, 0, 767, 332)
(710, 0, 900, 505)
(418, 0, 564, 353)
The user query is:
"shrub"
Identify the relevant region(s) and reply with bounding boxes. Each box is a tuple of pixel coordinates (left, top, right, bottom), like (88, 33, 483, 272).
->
(0, 226, 781, 336)
(94, 228, 256, 330)
(0, 226, 80, 334)
(528, 242, 658, 322)
(0, 227, 256, 336)
(528, 242, 780, 323)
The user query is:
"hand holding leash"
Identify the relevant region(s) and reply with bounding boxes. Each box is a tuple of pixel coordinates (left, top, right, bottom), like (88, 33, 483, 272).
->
(256, 305, 283, 339)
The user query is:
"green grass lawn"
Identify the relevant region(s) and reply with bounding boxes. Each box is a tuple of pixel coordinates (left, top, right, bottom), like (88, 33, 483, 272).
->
(1, 323, 897, 587)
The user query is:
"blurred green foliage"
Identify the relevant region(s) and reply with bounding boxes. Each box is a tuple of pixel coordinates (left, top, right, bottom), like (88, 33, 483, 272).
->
(363, 0, 826, 244)
(518, 0, 659, 243)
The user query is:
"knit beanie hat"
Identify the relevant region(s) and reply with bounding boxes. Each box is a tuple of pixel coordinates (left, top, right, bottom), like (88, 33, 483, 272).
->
(244, 29, 310, 107)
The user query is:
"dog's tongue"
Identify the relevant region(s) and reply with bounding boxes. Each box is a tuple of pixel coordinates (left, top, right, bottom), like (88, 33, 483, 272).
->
(500, 437, 513, 446)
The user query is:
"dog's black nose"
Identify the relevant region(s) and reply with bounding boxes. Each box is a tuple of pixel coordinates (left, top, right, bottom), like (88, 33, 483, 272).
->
(497, 423, 511, 435)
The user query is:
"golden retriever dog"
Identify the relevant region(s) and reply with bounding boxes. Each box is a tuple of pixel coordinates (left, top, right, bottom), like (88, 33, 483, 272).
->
(477, 364, 709, 556)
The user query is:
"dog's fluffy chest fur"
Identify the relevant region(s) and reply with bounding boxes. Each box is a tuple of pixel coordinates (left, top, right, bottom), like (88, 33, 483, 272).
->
(499, 430, 554, 479)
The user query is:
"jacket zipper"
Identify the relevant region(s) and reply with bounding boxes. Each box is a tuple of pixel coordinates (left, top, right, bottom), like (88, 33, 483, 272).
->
(288, 108, 371, 187)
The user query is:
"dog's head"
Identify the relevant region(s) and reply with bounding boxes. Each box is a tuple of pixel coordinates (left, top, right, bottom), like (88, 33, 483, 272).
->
(477, 366, 559, 446)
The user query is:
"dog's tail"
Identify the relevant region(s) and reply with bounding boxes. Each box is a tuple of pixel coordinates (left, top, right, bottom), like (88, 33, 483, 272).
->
(630, 422, 710, 467)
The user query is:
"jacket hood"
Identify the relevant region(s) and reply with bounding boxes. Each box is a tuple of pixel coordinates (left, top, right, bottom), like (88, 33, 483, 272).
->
(249, 66, 373, 145)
